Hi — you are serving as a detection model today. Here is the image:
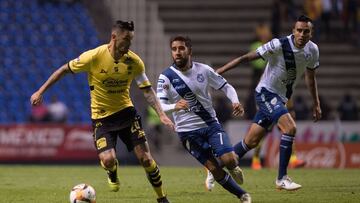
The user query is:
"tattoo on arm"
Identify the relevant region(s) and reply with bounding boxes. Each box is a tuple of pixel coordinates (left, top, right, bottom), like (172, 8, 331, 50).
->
(143, 87, 164, 116)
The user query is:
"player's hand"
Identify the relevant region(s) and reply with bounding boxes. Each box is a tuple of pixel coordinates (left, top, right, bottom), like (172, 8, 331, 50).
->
(232, 103, 244, 117)
(312, 105, 322, 122)
(175, 99, 189, 111)
(159, 114, 175, 131)
(30, 91, 43, 106)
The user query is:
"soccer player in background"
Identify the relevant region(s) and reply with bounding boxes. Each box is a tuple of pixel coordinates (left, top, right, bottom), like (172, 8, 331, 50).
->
(30, 20, 173, 203)
(157, 35, 251, 203)
(214, 15, 322, 191)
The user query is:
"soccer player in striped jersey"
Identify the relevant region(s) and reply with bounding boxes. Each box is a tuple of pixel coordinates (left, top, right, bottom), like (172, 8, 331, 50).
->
(215, 15, 322, 191)
(30, 20, 173, 203)
(157, 35, 251, 203)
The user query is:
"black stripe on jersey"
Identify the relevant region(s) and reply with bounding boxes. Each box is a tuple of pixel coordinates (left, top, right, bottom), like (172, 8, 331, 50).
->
(67, 62, 74, 74)
(218, 82, 228, 90)
(159, 97, 168, 101)
(256, 51, 265, 61)
(307, 66, 319, 70)
(139, 85, 152, 89)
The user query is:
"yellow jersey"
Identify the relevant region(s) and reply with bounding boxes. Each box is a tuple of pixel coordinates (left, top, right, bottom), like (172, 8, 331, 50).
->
(68, 45, 151, 119)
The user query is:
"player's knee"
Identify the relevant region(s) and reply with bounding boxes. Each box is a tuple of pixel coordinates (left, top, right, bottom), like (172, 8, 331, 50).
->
(101, 157, 116, 169)
(284, 126, 297, 135)
(139, 156, 153, 167)
(221, 155, 237, 169)
(246, 138, 260, 149)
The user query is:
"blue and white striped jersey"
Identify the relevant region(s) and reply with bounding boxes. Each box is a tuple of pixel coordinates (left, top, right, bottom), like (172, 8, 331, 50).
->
(157, 62, 227, 132)
(256, 35, 319, 102)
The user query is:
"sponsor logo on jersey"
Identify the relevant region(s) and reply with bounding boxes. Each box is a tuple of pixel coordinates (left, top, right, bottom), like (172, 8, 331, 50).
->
(174, 84, 186, 90)
(158, 79, 165, 83)
(102, 78, 128, 87)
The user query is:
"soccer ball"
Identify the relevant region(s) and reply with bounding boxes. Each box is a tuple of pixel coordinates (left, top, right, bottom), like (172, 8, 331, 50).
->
(69, 183, 96, 203)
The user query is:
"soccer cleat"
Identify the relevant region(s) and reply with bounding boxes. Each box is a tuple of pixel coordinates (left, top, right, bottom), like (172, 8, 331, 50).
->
(251, 157, 262, 170)
(205, 168, 215, 191)
(229, 166, 244, 185)
(107, 177, 120, 192)
(289, 158, 306, 168)
(239, 193, 251, 203)
(157, 196, 170, 203)
(275, 175, 302, 191)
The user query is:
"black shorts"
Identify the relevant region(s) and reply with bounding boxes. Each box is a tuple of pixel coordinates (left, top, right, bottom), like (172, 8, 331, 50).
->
(92, 107, 147, 153)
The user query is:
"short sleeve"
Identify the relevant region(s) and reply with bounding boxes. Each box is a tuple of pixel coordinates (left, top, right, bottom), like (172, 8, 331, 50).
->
(307, 44, 320, 69)
(132, 55, 146, 77)
(207, 66, 227, 90)
(68, 49, 96, 73)
(256, 38, 281, 61)
(157, 74, 171, 101)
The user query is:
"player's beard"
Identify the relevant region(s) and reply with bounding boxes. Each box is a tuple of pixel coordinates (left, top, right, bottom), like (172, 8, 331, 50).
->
(174, 56, 189, 70)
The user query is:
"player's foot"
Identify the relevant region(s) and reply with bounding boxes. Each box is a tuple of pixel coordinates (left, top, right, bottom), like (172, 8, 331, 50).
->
(107, 177, 120, 192)
(239, 193, 251, 203)
(229, 166, 244, 185)
(157, 196, 170, 203)
(289, 158, 306, 168)
(205, 168, 215, 191)
(251, 157, 262, 170)
(275, 175, 302, 191)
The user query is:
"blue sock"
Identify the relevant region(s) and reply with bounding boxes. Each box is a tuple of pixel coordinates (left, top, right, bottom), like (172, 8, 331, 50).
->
(278, 134, 294, 180)
(234, 140, 250, 159)
(217, 173, 246, 198)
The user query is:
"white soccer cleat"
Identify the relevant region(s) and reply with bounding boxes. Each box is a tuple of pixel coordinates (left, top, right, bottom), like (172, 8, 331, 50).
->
(205, 169, 215, 191)
(229, 166, 244, 185)
(275, 175, 302, 191)
(239, 193, 251, 203)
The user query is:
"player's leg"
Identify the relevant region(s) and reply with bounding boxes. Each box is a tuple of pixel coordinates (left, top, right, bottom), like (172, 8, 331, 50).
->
(128, 116, 168, 203)
(233, 123, 267, 159)
(98, 148, 120, 191)
(207, 123, 245, 185)
(93, 125, 120, 192)
(204, 158, 251, 203)
(275, 113, 301, 190)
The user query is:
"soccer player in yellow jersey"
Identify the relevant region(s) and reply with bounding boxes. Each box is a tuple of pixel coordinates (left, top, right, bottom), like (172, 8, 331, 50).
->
(30, 20, 174, 203)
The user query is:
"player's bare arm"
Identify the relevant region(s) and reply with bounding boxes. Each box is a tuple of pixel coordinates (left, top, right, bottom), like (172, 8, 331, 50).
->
(216, 51, 260, 75)
(305, 68, 322, 121)
(30, 64, 71, 106)
(142, 86, 174, 130)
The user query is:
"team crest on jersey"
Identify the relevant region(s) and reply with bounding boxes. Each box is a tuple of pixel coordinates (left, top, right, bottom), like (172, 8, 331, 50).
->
(124, 57, 133, 64)
(197, 74, 204, 83)
(304, 53, 311, 61)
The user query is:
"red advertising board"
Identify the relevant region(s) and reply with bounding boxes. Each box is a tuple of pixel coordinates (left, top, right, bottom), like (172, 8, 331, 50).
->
(0, 124, 97, 163)
(265, 137, 360, 168)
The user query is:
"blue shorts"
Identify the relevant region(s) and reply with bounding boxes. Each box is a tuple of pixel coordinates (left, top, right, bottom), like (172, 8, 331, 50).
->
(177, 122, 233, 165)
(253, 88, 289, 131)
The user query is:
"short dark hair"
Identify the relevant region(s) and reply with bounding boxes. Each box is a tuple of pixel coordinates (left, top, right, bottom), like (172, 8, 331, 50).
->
(170, 35, 192, 50)
(297, 15, 313, 24)
(112, 20, 134, 31)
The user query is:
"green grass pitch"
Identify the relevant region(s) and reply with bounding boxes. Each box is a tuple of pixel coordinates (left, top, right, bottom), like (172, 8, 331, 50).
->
(0, 165, 359, 203)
